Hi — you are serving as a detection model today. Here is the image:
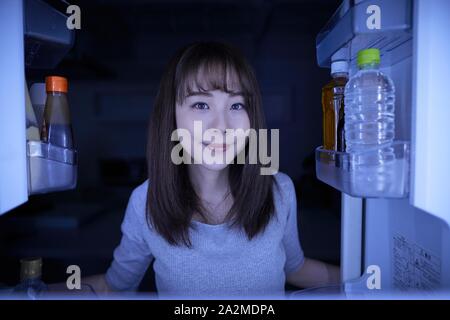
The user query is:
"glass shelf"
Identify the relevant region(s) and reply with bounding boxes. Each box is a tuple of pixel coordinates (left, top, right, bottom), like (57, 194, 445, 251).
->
(315, 141, 410, 198)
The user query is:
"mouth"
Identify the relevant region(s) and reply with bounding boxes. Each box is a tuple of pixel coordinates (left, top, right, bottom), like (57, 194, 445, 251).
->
(202, 142, 230, 152)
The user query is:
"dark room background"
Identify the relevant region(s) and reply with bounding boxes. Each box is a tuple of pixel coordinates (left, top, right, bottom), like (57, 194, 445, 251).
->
(0, 0, 341, 292)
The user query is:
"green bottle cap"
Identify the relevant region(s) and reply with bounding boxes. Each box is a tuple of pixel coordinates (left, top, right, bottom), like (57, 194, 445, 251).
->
(357, 48, 380, 67)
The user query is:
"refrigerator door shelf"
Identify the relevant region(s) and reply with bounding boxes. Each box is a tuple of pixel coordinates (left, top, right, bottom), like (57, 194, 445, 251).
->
(316, 0, 412, 68)
(315, 141, 410, 199)
(24, 0, 75, 69)
(27, 141, 77, 195)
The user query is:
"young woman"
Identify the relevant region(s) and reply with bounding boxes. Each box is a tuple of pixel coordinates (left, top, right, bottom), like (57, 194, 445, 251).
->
(87, 41, 339, 298)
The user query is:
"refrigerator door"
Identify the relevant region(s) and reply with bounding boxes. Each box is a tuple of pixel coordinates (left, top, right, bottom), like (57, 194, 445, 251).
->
(357, 0, 450, 294)
(0, 0, 28, 215)
(316, 0, 450, 295)
(411, 0, 450, 223)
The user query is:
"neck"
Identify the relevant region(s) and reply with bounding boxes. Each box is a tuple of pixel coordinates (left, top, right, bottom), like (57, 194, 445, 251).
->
(188, 165, 230, 203)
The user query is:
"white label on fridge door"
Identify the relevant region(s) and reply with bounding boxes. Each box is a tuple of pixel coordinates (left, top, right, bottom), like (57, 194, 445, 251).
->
(393, 235, 441, 290)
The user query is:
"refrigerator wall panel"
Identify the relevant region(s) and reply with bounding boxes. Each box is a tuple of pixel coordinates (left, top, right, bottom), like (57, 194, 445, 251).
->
(0, 0, 28, 215)
(365, 198, 450, 291)
(411, 0, 450, 223)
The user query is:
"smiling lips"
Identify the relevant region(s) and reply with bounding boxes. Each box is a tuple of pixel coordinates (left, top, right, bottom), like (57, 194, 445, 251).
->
(202, 142, 230, 152)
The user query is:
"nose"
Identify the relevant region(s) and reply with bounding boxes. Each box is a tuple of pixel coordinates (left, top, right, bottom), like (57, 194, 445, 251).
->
(209, 109, 228, 135)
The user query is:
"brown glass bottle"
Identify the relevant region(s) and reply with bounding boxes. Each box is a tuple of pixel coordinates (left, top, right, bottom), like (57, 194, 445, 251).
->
(41, 76, 74, 149)
(321, 61, 348, 151)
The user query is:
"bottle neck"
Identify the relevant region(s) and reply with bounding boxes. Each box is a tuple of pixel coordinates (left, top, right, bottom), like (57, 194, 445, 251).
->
(21, 275, 42, 282)
(331, 72, 348, 79)
(359, 62, 380, 70)
(47, 91, 67, 96)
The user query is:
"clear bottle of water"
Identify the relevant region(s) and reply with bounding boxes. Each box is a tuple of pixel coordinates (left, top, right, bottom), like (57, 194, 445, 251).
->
(13, 257, 48, 299)
(344, 48, 396, 194)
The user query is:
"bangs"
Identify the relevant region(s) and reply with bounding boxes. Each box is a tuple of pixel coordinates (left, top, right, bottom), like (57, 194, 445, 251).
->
(175, 45, 252, 105)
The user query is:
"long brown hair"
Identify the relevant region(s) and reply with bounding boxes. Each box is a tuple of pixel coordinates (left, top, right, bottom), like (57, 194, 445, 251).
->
(146, 41, 276, 247)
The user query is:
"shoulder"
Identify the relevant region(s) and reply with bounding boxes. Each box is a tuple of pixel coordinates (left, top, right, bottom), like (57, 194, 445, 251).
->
(272, 172, 297, 214)
(273, 171, 294, 189)
(125, 180, 150, 226)
(130, 179, 149, 204)
(273, 172, 295, 198)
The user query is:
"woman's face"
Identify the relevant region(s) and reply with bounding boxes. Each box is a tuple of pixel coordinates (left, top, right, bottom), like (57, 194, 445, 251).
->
(175, 88, 251, 171)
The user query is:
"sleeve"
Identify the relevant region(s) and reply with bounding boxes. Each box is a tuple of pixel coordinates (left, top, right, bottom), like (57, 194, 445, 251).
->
(282, 178, 305, 275)
(105, 189, 154, 291)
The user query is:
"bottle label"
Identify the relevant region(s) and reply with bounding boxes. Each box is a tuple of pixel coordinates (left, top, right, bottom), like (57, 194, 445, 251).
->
(333, 86, 346, 151)
(333, 87, 345, 95)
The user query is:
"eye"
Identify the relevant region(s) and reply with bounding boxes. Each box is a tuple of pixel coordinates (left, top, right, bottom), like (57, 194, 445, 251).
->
(231, 103, 245, 111)
(191, 102, 209, 110)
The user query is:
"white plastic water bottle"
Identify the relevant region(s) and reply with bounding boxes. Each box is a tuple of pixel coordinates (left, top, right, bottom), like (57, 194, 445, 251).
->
(344, 48, 396, 194)
(345, 48, 395, 153)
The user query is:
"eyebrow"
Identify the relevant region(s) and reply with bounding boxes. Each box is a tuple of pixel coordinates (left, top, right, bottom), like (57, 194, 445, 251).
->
(186, 91, 245, 98)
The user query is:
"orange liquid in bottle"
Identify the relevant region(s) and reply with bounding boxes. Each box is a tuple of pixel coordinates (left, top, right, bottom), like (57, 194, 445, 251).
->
(321, 75, 347, 151)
